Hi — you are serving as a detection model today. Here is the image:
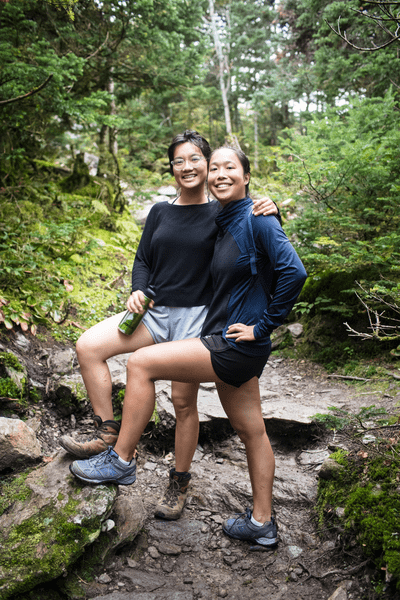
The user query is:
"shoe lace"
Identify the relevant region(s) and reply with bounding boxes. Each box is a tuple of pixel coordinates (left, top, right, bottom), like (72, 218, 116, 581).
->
(87, 447, 114, 465)
(162, 478, 182, 505)
(231, 507, 252, 526)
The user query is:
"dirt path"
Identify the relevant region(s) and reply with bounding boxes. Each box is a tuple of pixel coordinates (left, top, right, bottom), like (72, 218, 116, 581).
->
(54, 356, 400, 600)
(3, 328, 400, 600)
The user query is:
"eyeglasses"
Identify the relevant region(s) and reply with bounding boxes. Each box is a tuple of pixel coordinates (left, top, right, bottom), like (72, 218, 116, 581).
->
(171, 155, 206, 169)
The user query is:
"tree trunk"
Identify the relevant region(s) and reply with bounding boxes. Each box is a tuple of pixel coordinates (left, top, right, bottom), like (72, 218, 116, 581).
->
(209, 0, 232, 137)
(107, 74, 124, 213)
(254, 111, 259, 171)
(96, 125, 107, 177)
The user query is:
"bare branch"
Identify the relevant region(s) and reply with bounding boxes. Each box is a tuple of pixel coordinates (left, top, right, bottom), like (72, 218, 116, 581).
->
(0, 74, 54, 106)
(344, 281, 400, 342)
(326, 18, 400, 51)
(85, 32, 110, 61)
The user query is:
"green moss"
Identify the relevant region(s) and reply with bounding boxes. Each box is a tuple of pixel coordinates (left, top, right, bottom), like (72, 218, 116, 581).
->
(0, 351, 24, 372)
(317, 445, 400, 590)
(328, 449, 350, 466)
(29, 387, 41, 403)
(0, 484, 115, 599)
(0, 472, 32, 517)
(0, 377, 22, 399)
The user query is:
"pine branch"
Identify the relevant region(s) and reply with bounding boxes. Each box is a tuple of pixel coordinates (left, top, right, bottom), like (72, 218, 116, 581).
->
(0, 74, 53, 106)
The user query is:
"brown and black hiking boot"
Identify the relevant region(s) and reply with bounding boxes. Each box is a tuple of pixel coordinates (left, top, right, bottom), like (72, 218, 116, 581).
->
(154, 468, 191, 520)
(59, 416, 120, 459)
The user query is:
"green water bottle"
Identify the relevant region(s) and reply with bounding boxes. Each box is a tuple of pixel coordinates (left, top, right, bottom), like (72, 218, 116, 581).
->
(118, 287, 155, 335)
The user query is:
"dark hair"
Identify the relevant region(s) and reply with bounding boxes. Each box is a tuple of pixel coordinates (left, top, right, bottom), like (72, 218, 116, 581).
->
(210, 146, 251, 195)
(168, 130, 212, 175)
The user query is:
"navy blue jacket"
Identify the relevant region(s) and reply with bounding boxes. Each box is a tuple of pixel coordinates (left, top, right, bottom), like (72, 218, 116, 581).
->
(201, 197, 307, 356)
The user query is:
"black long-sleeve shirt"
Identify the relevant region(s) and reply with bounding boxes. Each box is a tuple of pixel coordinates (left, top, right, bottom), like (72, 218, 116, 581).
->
(131, 201, 220, 306)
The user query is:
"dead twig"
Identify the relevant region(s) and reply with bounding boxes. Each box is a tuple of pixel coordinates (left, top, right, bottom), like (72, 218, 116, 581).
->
(327, 375, 371, 381)
(302, 559, 370, 583)
(263, 567, 279, 588)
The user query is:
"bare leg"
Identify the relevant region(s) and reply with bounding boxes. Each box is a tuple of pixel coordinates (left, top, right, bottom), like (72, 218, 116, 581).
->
(171, 381, 200, 472)
(216, 378, 274, 524)
(76, 312, 155, 421)
(72, 336, 275, 527)
(114, 338, 220, 461)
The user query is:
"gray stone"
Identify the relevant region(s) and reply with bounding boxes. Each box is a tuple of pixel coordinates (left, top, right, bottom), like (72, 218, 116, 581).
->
(152, 194, 171, 203)
(50, 347, 75, 374)
(148, 546, 160, 558)
(126, 558, 139, 568)
(144, 461, 158, 471)
(287, 545, 303, 558)
(13, 332, 31, 351)
(192, 449, 204, 462)
(260, 395, 335, 425)
(0, 417, 41, 470)
(119, 568, 166, 591)
(5, 367, 26, 391)
(318, 458, 345, 480)
(83, 152, 99, 176)
(157, 185, 177, 196)
(52, 374, 86, 416)
(147, 519, 209, 550)
(135, 205, 153, 223)
(287, 323, 303, 337)
(328, 587, 348, 600)
(0, 451, 117, 599)
(109, 494, 146, 551)
(29, 378, 45, 389)
(157, 542, 182, 555)
(298, 449, 330, 466)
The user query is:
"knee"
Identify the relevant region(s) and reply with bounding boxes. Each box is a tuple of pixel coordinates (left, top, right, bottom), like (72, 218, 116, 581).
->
(172, 395, 198, 420)
(232, 421, 266, 445)
(126, 349, 149, 377)
(76, 332, 94, 363)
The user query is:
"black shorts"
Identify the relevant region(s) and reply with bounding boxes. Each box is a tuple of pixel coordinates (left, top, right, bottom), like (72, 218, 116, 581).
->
(201, 334, 270, 388)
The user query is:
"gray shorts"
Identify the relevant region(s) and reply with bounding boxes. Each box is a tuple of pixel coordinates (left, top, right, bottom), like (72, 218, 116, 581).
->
(141, 305, 208, 343)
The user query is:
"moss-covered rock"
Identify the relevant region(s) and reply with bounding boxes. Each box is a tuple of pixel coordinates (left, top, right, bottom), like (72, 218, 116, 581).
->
(317, 448, 400, 590)
(0, 452, 117, 598)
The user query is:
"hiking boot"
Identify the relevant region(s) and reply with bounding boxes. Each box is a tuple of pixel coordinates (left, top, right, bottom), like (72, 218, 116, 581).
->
(154, 468, 191, 520)
(59, 416, 120, 458)
(69, 446, 136, 485)
(222, 508, 278, 547)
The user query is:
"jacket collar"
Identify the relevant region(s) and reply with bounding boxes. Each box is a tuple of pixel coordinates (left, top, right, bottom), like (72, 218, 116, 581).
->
(215, 196, 252, 228)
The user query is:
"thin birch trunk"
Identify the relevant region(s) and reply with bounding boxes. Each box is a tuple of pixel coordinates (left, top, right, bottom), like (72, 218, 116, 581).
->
(209, 0, 232, 136)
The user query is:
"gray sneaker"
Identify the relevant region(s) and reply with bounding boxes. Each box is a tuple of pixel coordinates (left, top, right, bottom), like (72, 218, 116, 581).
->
(69, 446, 136, 485)
(60, 416, 120, 458)
(154, 468, 191, 520)
(222, 508, 278, 546)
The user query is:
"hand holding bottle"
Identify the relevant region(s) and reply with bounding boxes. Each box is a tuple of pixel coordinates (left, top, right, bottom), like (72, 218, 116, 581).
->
(118, 287, 155, 335)
(127, 290, 155, 314)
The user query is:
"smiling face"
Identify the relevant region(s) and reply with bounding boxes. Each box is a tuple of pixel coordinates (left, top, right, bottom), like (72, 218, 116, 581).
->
(207, 148, 250, 207)
(172, 142, 208, 192)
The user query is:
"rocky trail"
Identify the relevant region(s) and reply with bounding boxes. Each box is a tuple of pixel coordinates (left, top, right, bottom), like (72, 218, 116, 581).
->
(2, 328, 400, 600)
(2, 184, 400, 600)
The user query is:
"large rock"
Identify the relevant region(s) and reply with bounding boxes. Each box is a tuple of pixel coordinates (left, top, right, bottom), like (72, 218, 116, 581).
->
(49, 347, 76, 375)
(0, 452, 117, 599)
(58, 493, 146, 599)
(0, 417, 42, 470)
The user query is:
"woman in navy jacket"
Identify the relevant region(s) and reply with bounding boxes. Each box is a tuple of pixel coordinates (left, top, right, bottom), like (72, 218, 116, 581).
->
(71, 146, 307, 547)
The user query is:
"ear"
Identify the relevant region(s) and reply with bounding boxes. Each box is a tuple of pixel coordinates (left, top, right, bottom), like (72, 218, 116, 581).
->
(244, 173, 250, 185)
